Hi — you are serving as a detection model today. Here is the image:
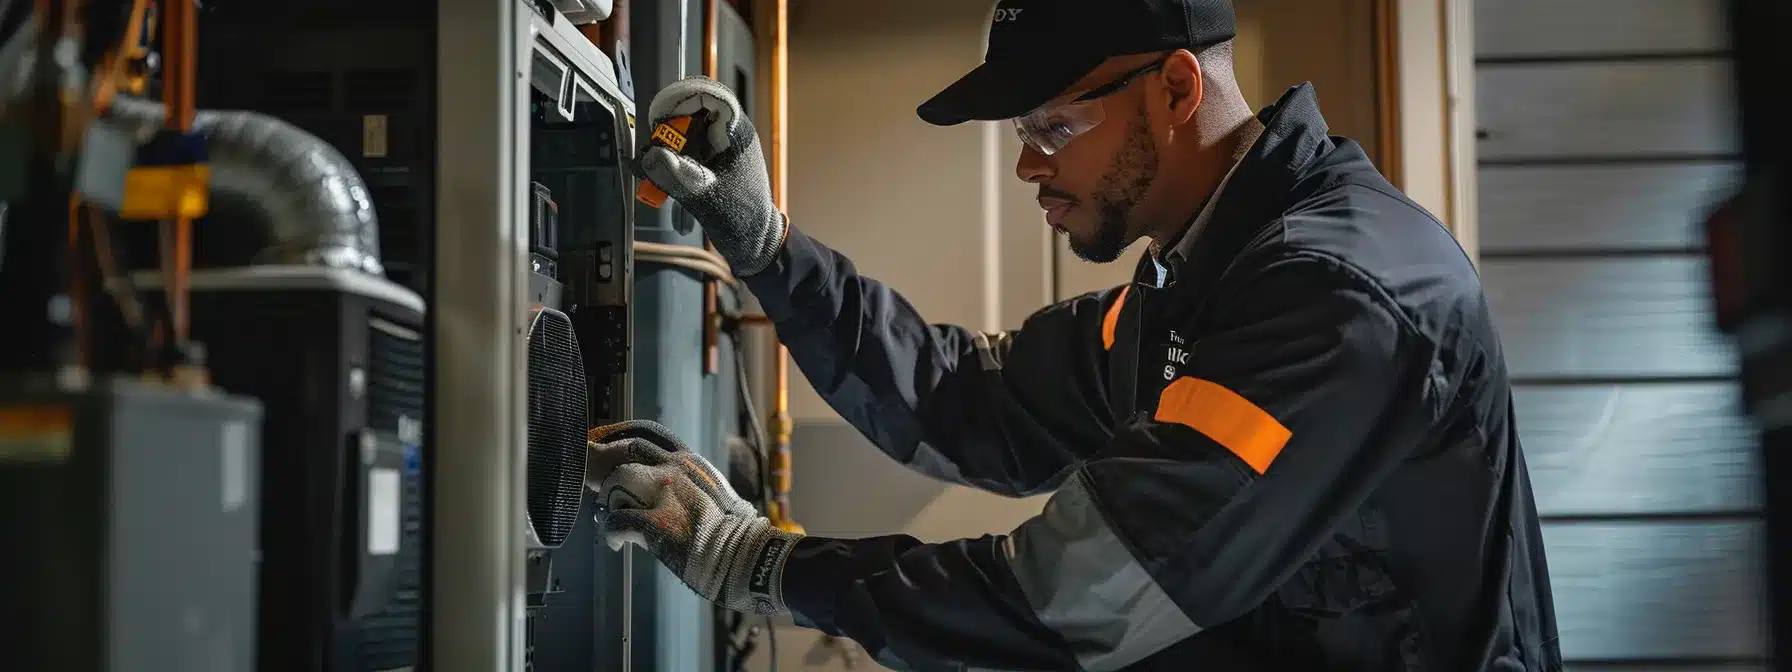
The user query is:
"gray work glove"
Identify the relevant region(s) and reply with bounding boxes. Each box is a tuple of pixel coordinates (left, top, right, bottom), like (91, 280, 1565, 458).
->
(639, 76, 787, 277)
(588, 420, 803, 616)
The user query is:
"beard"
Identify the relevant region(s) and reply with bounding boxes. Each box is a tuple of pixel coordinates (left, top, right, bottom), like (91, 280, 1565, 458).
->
(1066, 116, 1159, 263)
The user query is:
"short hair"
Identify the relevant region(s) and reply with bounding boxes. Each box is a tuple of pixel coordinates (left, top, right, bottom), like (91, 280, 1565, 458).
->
(1193, 40, 1234, 79)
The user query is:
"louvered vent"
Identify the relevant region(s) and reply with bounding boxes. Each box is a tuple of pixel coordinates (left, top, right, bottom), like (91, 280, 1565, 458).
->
(526, 306, 589, 549)
(362, 315, 425, 669)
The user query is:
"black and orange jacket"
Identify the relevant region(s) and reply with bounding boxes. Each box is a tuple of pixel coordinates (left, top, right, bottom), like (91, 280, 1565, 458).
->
(743, 84, 1563, 671)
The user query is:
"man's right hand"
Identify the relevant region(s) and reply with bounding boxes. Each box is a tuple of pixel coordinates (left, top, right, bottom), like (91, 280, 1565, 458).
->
(639, 76, 787, 278)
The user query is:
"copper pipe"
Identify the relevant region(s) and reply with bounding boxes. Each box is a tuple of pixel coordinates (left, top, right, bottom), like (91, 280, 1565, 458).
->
(160, 0, 197, 347)
(703, 0, 720, 78)
(767, 0, 787, 211)
(91, 0, 151, 113)
(764, 0, 799, 534)
(161, 0, 195, 128)
(701, 0, 723, 375)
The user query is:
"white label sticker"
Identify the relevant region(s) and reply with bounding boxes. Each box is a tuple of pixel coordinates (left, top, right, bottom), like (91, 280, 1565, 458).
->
(362, 114, 389, 158)
(221, 421, 248, 511)
(368, 468, 401, 556)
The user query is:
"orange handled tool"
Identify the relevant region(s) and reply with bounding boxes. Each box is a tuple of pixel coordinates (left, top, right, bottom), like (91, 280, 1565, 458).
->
(635, 111, 717, 208)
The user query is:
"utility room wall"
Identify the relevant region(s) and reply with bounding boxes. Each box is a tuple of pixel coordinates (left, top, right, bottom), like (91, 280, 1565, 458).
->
(1472, 0, 1761, 666)
(749, 1, 1393, 669)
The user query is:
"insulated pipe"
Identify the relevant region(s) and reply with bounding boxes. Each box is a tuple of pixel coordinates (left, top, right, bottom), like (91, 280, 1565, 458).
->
(104, 96, 384, 275)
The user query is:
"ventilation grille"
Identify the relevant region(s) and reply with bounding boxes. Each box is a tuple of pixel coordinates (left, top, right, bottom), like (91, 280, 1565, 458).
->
(362, 315, 425, 668)
(526, 307, 589, 548)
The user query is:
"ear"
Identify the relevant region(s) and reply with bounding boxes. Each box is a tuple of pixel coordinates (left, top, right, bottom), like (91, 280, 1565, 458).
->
(1159, 49, 1203, 126)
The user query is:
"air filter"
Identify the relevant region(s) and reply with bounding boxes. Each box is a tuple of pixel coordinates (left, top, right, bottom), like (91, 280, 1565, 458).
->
(526, 305, 590, 549)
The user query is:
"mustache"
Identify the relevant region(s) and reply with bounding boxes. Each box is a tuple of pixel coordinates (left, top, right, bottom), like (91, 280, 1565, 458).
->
(1036, 186, 1078, 203)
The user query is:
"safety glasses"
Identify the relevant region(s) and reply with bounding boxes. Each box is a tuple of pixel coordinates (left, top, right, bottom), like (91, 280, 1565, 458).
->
(1013, 58, 1167, 156)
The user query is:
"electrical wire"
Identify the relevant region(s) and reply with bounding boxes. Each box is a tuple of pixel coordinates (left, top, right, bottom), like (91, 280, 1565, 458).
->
(732, 331, 770, 512)
(87, 204, 144, 329)
(69, 200, 155, 372)
(156, 216, 179, 357)
(766, 616, 778, 672)
(633, 240, 730, 266)
(67, 194, 88, 368)
(634, 252, 734, 285)
(634, 240, 734, 281)
(633, 240, 735, 281)
(725, 316, 779, 671)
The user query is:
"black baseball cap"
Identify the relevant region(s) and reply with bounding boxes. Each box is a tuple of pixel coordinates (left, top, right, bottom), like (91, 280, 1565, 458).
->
(917, 0, 1236, 126)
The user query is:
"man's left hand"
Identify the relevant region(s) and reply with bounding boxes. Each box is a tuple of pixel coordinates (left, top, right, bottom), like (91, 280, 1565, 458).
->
(587, 420, 803, 616)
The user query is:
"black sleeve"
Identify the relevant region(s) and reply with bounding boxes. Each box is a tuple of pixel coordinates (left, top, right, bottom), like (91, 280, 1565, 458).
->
(744, 224, 1123, 497)
(775, 253, 1442, 671)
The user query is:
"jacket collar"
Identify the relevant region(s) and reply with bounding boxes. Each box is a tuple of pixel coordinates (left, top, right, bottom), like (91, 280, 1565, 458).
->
(1139, 82, 1335, 288)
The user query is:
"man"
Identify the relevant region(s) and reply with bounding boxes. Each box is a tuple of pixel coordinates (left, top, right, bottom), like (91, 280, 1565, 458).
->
(588, 0, 1563, 669)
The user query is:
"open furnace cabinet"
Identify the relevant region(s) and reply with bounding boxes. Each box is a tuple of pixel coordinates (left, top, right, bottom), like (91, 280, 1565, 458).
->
(516, 7, 640, 672)
(435, 2, 643, 669)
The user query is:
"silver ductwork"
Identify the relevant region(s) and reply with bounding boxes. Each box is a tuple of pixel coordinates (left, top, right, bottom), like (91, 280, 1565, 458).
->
(103, 96, 384, 275)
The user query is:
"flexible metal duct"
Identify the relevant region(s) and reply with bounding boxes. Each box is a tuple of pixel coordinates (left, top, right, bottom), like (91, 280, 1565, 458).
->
(103, 96, 384, 275)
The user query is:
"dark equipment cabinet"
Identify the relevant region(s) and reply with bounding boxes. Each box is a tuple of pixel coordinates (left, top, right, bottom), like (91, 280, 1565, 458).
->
(197, 1, 438, 295)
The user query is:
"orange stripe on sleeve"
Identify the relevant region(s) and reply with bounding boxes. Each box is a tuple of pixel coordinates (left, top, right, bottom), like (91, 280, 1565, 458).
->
(1101, 286, 1130, 350)
(1153, 377, 1292, 474)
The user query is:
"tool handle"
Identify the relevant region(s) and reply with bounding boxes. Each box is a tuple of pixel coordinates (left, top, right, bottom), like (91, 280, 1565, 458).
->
(635, 115, 697, 208)
(636, 179, 671, 208)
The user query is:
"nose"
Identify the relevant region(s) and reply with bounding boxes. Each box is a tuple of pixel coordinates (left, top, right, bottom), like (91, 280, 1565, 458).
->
(1015, 142, 1054, 184)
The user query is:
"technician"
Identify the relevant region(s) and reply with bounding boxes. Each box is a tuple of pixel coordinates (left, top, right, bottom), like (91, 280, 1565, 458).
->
(588, 0, 1562, 669)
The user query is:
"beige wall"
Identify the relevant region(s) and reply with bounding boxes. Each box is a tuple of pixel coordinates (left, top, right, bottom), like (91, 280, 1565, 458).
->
(754, 2, 1049, 665)
(1394, 0, 1477, 257)
(750, 1, 1418, 668)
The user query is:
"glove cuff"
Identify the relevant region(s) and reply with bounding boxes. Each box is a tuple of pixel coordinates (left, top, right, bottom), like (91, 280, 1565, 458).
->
(726, 518, 804, 616)
(732, 211, 791, 278)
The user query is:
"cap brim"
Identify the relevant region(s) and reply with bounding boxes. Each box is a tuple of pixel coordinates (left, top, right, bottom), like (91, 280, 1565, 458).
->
(916, 51, 1108, 127)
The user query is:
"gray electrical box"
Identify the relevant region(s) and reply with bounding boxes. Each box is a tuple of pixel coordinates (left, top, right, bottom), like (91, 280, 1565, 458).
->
(0, 377, 263, 672)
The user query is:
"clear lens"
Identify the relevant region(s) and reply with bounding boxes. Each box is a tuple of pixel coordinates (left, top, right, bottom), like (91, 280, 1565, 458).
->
(1013, 99, 1105, 156)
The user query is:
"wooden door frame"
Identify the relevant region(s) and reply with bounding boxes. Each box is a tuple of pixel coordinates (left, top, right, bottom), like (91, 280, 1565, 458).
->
(1374, 0, 1478, 259)
(1372, 0, 1404, 189)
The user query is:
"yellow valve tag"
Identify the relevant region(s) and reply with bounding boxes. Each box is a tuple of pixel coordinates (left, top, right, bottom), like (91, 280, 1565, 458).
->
(121, 164, 212, 220)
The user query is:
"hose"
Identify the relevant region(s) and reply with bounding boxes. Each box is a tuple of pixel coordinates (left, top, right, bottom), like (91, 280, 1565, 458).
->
(634, 239, 734, 283)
